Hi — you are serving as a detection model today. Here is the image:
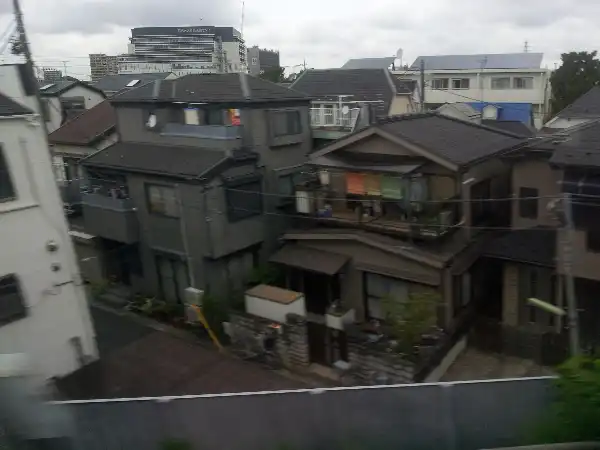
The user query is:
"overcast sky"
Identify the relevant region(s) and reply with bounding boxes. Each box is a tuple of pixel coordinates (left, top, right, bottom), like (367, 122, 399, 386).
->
(1, 0, 598, 79)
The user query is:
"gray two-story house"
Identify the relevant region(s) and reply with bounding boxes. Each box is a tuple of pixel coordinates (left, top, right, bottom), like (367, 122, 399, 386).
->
(77, 73, 312, 302)
(233, 111, 528, 379)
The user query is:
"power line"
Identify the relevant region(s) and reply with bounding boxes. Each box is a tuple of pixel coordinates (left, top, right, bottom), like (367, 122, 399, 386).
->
(61, 175, 562, 205)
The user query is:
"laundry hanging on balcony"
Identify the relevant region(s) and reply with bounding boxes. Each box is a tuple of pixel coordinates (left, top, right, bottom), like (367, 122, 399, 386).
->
(381, 175, 403, 200)
(365, 174, 382, 196)
(346, 172, 366, 195)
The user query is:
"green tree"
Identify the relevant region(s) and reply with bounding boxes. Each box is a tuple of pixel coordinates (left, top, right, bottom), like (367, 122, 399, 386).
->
(530, 355, 600, 443)
(259, 66, 286, 83)
(550, 51, 600, 116)
(381, 290, 439, 355)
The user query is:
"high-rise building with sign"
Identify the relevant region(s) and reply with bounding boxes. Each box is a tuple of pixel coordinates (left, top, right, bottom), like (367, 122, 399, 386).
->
(118, 26, 247, 76)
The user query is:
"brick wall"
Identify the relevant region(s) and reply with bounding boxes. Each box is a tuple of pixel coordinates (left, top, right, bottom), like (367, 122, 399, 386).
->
(346, 337, 415, 385)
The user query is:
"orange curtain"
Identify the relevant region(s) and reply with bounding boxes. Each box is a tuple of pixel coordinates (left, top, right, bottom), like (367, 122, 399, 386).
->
(346, 172, 365, 195)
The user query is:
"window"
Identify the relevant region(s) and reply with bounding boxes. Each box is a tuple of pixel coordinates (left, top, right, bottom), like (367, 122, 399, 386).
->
(277, 172, 301, 205)
(40, 98, 50, 122)
(271, 110, 302, 137)
(431, 78, 449, 90)
(451, 78, 470, 90)
(0, 274, 26, 326)
(184, 108, 200, 125)
(491, 77, 511, 90)
(146, 184, 179, 217)
(519, 187, 538, 219)
(364, 273, 408, 321)
(513, 77, 534, 89)
(251, 57, 258, 65)
(587, 228, 600, 253)
(226, 179, 263, 221)
(0, 148, 15, 202)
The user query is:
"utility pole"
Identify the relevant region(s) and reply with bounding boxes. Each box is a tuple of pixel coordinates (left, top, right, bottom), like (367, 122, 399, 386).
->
(62, 60, 68, 77)
(561, 193, 581, 356)
(524, 40, 530, 53)
(419, 58, 425, 112)
(12, 0, 50, 139)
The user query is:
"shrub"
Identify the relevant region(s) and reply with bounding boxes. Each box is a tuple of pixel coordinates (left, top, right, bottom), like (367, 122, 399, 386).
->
(530, 354, 600, 443)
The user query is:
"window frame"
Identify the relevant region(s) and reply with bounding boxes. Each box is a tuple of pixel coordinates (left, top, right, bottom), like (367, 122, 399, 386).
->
(518, 187, 539, 219)
(0, 274, 27, 327)
(513, 77, 534, 90)
(225, 175, 263, 222)
(0, 146, 16, 203)
(491, 77, 511, 90)
(451, 78, 470, 90)
(431, 78, 449, 90)
(363, 272, 409, 321)
(145, 183, 180, 218)
(270, 109, 302, 137)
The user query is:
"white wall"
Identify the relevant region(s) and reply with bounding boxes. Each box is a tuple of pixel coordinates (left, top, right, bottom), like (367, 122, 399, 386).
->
(0, 113, 97, 385)
(0, 65, 39, 113)
(397, 68, 551, 126)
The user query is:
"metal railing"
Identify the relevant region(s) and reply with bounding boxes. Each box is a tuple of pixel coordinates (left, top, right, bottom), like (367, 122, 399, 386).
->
(310, 107, 360, 129)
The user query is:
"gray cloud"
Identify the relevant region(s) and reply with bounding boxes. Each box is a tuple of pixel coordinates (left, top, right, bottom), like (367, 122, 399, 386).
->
(6, 0, 600, 78)
(22, 0, 240, 34)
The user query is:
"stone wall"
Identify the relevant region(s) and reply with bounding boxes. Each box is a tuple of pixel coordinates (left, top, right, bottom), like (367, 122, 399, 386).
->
(346, 336, 415, 385)
(226, 312, 310, 371)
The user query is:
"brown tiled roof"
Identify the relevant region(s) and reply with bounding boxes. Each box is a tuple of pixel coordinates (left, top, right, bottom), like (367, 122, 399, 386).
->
(48, 100, 116, 145)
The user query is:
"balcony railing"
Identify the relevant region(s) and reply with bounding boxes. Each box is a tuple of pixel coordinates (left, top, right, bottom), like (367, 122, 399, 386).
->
(310, 107, 360, 130)
(82, 192, 139, 243)
(296, 186, 461, 240)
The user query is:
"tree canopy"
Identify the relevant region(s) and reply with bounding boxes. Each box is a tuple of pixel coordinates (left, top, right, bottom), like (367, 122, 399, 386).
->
(259, 67, 286, 83)
(551, 51, 600, 116)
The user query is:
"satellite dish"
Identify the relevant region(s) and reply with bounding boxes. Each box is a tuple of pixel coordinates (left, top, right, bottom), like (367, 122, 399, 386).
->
(396, 48, 403, 60)
(146, 113, 157, 129)
(341, 105, 350, 115)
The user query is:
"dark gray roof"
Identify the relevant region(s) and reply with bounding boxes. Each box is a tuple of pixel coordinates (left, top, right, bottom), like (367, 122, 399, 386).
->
(92, 73, 172, 94)
(411, 53, 543, 70)
(377, 112, 525, 166)
(111, 73, 309, 104)
(341, 57, 395, 70)
(0, 91, 33, 116)
(484, 226, 556, 267)
(481, 120, 535, 137)
(550, 120, 600, 167)
(291, 68, 397, 117)
(39, 80, 105, 97)
(82, 141, 230, 178)
(555, 86, 600, 118)
(39, 80, 76, 95)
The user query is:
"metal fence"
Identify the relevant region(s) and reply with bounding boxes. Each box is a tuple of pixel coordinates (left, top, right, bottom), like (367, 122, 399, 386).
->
(54, 377, 555, 450)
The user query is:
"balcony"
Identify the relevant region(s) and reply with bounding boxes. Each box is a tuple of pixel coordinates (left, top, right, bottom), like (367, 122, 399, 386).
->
(82, 193, 139, 244)
(160, 123, 243, 152)
(295, 174, 462, 240)
(310, 106, 360, 140)
(244, 284, 306, 323)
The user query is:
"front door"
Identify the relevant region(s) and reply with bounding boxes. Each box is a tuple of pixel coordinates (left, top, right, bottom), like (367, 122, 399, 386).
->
(156, 255, 189, 303)
(307, 322, 328, 365)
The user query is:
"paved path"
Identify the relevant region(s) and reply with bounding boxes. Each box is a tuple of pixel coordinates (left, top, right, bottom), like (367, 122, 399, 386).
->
(56, 306, 307, 400)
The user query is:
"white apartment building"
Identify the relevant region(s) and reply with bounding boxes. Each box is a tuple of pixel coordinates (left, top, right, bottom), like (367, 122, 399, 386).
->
(0, 64, 97, 386)
(395, 53, 551, 129)
(119, 26, 247, 76)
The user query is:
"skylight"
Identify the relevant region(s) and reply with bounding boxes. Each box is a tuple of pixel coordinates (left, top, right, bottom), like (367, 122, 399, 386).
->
(40, 84, 55, 91)
(126, 79, 140, 87)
